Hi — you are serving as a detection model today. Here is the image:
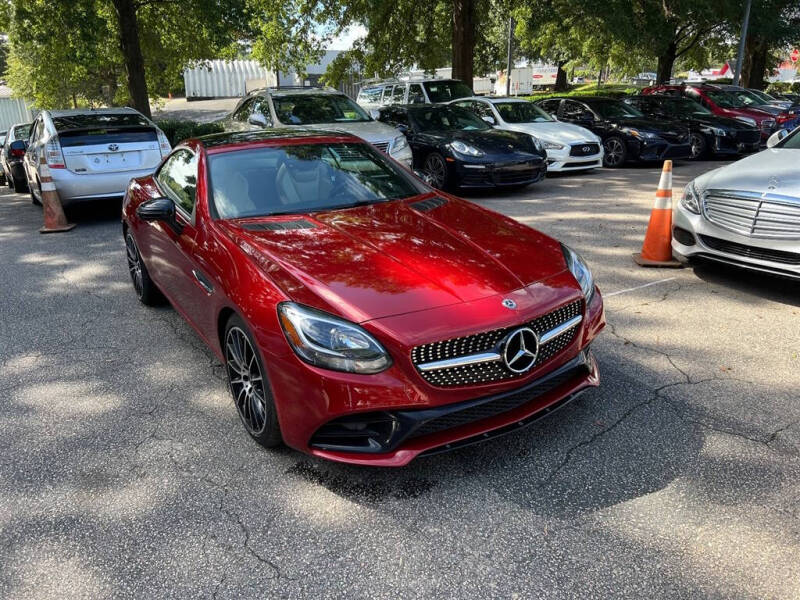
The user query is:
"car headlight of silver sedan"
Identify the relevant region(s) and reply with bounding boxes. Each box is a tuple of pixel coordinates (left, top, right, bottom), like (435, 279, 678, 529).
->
(680, 182, 701, 214)
(562, 244, 595, 304)
(278, 303, 391, 374)
(541, 140, 566, 150)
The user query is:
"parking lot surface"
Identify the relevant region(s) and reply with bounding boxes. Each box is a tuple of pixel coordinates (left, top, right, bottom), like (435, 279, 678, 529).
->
(1, 162, 799, 599)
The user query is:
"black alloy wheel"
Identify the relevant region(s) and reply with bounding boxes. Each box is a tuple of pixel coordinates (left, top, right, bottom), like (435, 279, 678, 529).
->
(602, 136, 627, 168)
(423, 152, 448, 189)
(125, 231, 163, 306)
(689, 133, 707, 160)
(224, 315, 282, 448)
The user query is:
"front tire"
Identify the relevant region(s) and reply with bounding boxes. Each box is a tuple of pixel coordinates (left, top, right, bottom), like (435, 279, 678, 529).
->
(688, 132, 707, 160)
(224, 314, 282, 448)
(125, 231, 163, 306)
(423, 152, 449, 190)
(602, 136, 627, 168)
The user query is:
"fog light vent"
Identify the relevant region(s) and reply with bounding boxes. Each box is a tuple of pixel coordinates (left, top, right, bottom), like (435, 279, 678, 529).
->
(672, 226, 695, 246)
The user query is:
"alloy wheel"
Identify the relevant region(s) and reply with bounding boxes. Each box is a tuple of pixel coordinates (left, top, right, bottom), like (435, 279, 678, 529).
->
(125, 233, 144, 298)
(689, 133, 705, 159)
(225, 327, 268, 435)
(424, 154, 447, 188)
(604, 138, 624, 167)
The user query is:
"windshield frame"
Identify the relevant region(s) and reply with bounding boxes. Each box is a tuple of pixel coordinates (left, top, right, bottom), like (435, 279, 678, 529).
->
(207, 141, 428, 220)
(271, 93, 373, 126)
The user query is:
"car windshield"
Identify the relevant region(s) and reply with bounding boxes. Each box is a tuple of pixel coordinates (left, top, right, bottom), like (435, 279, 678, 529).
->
(409, 105, 490, 132)
(730, 90, 766, 106)
(494, 102, 554, 123)
(272, 94, 372, 125)
(209, 142, 424, 219)
(656, 98, 711, 116)
(589, 100, 643, 119)
(778, 128, 800, 150)
(706, 91, 746, 108)
(749, 90, 775, 103)
(423, 80, 473, 103)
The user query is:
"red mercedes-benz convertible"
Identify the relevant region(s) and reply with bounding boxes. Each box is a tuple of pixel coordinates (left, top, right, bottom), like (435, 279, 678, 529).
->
(121, 129, 604, 466)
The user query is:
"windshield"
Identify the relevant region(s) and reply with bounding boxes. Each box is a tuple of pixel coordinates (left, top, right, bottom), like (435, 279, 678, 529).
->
(749, 89, 775, 103)
(272, 94, 372, 125)
(706, 91, 746, 108)
(656, 98, 711, 116)
(52, 113, 151, 131)
(209, 143, 424, 219)
(423, 80, 473, 103)
(590, 100, 643, 119)
(409, 105, 490, 132)
(494, 102, 554, 123)
(778, 128, 800, 150)
(730, 90, 766, 106)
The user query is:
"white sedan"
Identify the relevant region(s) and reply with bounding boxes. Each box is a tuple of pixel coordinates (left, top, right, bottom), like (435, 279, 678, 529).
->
(449, 96, 603, 172)
(673, 127, 800, 280)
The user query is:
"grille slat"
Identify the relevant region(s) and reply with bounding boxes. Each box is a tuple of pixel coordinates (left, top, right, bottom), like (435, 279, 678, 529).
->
(700, 234, 800, 265)
(703, 190, 800, 240)
(372, 141, 390, 153)
(411, 300, 582, 387)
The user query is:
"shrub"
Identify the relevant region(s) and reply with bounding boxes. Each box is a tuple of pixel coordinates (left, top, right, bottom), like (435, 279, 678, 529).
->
(155, 119, 225, 146)
(521, 84, 643, 102)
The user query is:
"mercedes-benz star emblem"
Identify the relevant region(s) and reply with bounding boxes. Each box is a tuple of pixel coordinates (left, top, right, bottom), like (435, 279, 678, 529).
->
(108, 143, 119, 152)
(502, 327, 539, 373)
(767, 177, 779, 190)
(502, 298, 517, 310)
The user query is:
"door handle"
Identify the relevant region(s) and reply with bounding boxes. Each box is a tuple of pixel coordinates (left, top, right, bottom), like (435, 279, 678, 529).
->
(192, 269, 214, 295)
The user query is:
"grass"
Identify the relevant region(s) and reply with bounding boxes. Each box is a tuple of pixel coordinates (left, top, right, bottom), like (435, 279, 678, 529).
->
(521, 83, 645, 102)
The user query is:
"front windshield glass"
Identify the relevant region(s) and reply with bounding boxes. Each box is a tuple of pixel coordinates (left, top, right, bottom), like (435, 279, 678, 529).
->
(749, 90, 775, 103)
(706, 91, 746, 108)
(209, 143, 424, 219)
(730, 90, 765, 106)
(494, 102, 554, 123)
(423, 80, 473, 103)
(658, 98, 711, 116)
(272, 94, 372, 125)
(409, 105, 490, 132)
(590, 100, 643, 119)
(778, 128, 800, 149)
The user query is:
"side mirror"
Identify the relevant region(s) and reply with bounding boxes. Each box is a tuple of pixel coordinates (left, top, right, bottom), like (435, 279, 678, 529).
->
(247, 113, 268, 128)
(9, 140, 26, 157)
(137, 197, 182, 232)
(481, 115, 496, 125)
(369, 109, 381, 120)
(766, 129, 788, 148)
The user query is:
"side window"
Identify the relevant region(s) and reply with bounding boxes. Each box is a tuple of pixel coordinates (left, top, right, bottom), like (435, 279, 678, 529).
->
(380, 85, 393, 105)
(157, 149, 198, 215)
(407, 84, 425, 104)
(471, 101, 494, 120)
(360, 87, 382, 104)
(561, 100, 587, 119)
(233, 98, 255, 122)
(251, 97, 272, 125)
(31, 119, 43, 144)
(537, 99, 560, 115)
(388, 85, 405, 104)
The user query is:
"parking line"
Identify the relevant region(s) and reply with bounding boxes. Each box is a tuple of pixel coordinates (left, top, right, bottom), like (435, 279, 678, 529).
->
(605, 277, 677, 298)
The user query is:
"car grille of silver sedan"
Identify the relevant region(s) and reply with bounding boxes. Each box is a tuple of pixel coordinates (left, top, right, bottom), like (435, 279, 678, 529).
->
(411, 300, 583, 387)
(372, 140, 390, 153)
(703, 189, 800, 240)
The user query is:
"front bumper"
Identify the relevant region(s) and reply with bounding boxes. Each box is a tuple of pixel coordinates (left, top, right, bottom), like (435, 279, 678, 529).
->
(629, 138, 692, 162)
(262, 279, 605, 466)
(672, 203, 800, 280)
(545, 144, 603, 172)
(49, 166, 159, 204)
(454, 158, 547, 188)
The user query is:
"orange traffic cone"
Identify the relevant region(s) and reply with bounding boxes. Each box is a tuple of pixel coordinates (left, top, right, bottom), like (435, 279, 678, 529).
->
(632, 160, 682, 268)
(39, 157, 75, 234)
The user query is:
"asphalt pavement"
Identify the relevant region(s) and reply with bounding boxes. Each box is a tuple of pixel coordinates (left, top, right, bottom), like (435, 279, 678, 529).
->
(1, 160, 799, 599)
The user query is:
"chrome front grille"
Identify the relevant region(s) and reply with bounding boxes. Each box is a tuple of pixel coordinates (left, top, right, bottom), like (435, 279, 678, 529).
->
(372, 140, 390, 153)
(411, 300, 583, 387)
(703, 189, 800, 240)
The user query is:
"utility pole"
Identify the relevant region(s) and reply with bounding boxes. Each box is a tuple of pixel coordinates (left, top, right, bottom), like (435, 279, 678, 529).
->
(505, 16, 514, 96)
(733, 0, 752, 86)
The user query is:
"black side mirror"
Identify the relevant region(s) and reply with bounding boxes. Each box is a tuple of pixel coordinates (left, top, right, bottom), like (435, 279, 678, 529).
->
(137, 197, 182, 233)
(248, 113, 268, 128)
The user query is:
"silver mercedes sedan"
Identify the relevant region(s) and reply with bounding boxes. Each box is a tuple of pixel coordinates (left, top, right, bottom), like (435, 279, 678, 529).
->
(673, 127, 800, 280)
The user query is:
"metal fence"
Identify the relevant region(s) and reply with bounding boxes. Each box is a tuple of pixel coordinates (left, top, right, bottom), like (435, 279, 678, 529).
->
(0, 97, 34, 131)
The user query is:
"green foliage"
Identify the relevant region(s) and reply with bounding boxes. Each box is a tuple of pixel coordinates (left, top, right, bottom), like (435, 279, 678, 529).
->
(522, 84, 644, 101)
(155, 119, 224, 146)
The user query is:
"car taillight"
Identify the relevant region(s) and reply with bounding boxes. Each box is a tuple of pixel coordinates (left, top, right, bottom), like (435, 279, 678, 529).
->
(775, 113, 793, 125)
(10, 147, 25, 157)
(156, 129, 171, 157)
(45, 138, 65, 168)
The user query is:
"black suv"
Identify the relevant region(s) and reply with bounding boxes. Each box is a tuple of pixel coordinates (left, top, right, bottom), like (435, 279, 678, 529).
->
(623, 95, 761, 159)
(534, 96, 691, 167)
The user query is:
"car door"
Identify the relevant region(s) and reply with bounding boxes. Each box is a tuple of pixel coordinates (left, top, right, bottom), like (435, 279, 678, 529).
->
(561, 100, 604, 137)
(147, 148, 216, 333)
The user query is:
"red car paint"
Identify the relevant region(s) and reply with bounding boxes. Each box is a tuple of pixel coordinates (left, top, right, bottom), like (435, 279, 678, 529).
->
(643, 84, 776, 141)
(122, 131, 605, 466)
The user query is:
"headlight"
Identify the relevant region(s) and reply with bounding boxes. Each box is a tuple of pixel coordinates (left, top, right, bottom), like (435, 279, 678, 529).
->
(625, 128, 659, 140)
(278, 303, 391, 374)
(542, 140, 566, 150)
(707, 126, 726, 136)
(561, 244, 595, 304)
(680, 182, 701, 214)
(529, 136, 544, 153)
(735, 116, 757, 128)
(391, 135, 408, 152)
(450, 140, 484, 156)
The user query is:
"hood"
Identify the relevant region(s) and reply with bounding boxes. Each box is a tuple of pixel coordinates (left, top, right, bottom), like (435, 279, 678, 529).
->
(503, 121, 599, 144)
(296, 120, 401, 144)
(221, 196, 568, 322)
(690, 114, 756, 131)
(695, 149, 800, 196)
(427, 128, 539, 156)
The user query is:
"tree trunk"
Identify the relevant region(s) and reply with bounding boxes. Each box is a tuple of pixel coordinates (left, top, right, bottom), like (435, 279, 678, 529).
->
(555, 60, 569, 91)
(656, 41, 677, 84)
(111, 0, 150, 118)
(742, 34, 768, 89)
(451, 0, 475, 89)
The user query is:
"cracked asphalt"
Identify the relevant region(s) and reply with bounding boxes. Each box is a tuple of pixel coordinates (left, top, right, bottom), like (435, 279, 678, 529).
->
(1, 159, 799, 599)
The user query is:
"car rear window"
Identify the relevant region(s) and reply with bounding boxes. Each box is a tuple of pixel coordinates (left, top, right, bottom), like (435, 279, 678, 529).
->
(53, 113, 156, 147)
(12, 124, 31, 139)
